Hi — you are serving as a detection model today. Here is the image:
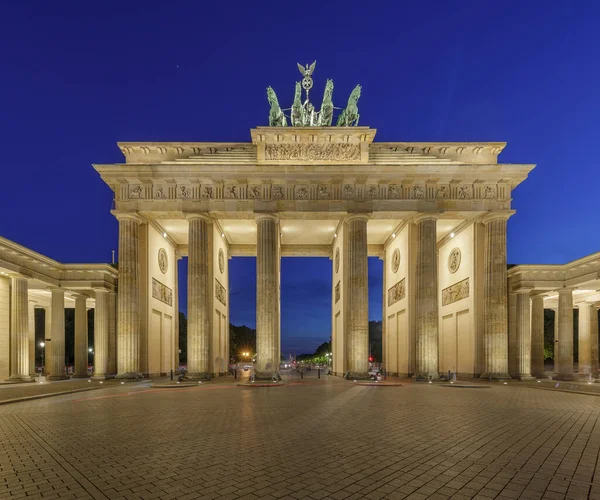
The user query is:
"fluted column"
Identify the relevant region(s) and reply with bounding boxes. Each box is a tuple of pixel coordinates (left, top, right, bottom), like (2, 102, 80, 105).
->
(515, 289, 534, 380)
(44, 307, 51, 375)
(48, 288, 67, 380)
(9, 277, 30, 380)
(93, 289, 109, 379)
(255, 214, 281, 378)
(415, 215, 438, 378)
(552, 308, 558, 372)
(187, 214, 211, 379)
(531, 296, 545, 378)
(555, 288, 575, 380)
(592, 306, 599, 376)
(28, 302, 35, 377)
(481, 213, 510, 379)
(578, 303, 593, 376)
(115, 213, 142, 378)
(72, 296, 88, 378)
(346, 214, 369, 378)
(107, 291, 117, 375)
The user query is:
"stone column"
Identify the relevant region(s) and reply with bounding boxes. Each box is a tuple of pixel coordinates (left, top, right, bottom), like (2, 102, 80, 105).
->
(592, 306, 599, 377)
(9, 277, 30, 380)
(115, 213, 142, 378)
(255, 214, 281, 378)
(346, 214, 369, 378)
(481, 213, 510, 379)
(48, 288, 67, 380)
(44, 306, 51, 375)
(93, 289, 109, 379)
(515, 289, 534, 380)
(553, 308, 558, 372)
(72, 296, 88, 378)
(578, 302, 593, 377)
(187, 214, 211, 379)
(507, 292, 517, 377)
(107, 291, 117, 375)
(28, 302, 36, 377)
(531, 296, 545, 378)
(415, 215, 438, 379)
(555, 288, 576, 380)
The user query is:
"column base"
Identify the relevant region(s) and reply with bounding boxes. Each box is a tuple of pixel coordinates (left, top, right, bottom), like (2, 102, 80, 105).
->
(479, 373, 511, 381)
(47, 375, 69, 381)
(115, 372, 144, 380)
(254, 371, 281, 381)
(345, 372, 370, 380)
(92, 374, 109, 380)
(186, 372, 210, 381)
(531, 371, 547, 379)
(71, 373, 90, 379)
(553, 373, 578, 381)
(513, 374, 536, 381)
(9, 375, 33, 382)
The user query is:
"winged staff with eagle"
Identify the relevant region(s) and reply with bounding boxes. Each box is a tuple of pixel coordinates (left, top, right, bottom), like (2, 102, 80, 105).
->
(266, 61, 361, 127)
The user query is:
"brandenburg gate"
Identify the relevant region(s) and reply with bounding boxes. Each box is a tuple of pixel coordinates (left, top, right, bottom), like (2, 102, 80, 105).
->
(93, 63, 534, 380)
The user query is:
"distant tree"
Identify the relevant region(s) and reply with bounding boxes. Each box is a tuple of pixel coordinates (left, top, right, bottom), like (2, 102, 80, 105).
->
(369, 320, 382, 362)
(179, 312, 187, 363)
(314, 341, 331, 357)
(229, 324, 256, 361)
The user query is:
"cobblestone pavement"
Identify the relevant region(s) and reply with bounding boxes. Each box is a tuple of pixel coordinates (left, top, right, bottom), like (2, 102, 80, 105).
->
(1, 376, 600, 499)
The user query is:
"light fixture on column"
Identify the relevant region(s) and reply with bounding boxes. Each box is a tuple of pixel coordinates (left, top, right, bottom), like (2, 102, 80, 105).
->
(163, 232, 167, 238)
(334, 233, 337, 238)
(450, 232, 455, 238)
(221, 233, 225, 238)
(392, 233, 396, 238)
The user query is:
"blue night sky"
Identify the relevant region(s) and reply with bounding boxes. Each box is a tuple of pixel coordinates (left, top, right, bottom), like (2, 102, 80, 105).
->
(1, 1, 599, 354)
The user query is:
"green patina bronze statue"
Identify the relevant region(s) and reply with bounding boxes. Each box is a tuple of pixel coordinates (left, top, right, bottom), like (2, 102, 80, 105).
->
(336, 84, 361, 127)
(266, 63, 361, 127)
(317, 79, 334, 126)
(266, 86, 287, 127)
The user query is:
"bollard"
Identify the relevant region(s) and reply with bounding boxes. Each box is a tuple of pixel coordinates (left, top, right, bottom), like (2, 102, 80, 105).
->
(170, 369, 173, 381)
(234, 368, 237, 380)
(301, 371, 303, 380)
(318, 368, 320, 379)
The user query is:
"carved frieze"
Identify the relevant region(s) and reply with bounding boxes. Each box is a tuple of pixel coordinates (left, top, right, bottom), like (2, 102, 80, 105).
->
(483, 185, 496, 199)
(272, 185, 284, 200)
(335, 248, 340, 273)
(389, 185, 401, 199)
(178, 185, 192, 199)
(335, 281, 340, 304)
(225, 186, 237, 199)
(202, 185, 214, 199)
(391, 249, 400, 273)
(366, 185, 378, 199)
(458, 185, 471, 199)
(448, 248, 461, 274)
(343, 185, 355, 198)
(436, 185, 448, 199)
(442, 277, 469, 306)
(264, 143, 361, 161)
(158, 248, 168, 274)
(387, 278, 406, 306)
(154, 186, 167, 199)
(215, 279, 227, 306)
(295, 185, 308, 200)
(318, 185, 331, 199)
(152, 278, 172, 306)
(412, 185, 425, 199)
(248, 185, 261, 199)
(129, 185, 143, 199)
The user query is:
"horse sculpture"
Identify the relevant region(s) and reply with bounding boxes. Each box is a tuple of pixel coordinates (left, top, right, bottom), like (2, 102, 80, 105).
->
(317, 79, 334, 126)
(266, 86, 287, 127)
(291, 82, 303, 127)
(336, 84, 361, 127)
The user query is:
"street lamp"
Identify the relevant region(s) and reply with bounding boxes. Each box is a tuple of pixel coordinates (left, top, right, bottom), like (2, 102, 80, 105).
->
(39, 342, 45, 375)
(88, 348, 93, 375)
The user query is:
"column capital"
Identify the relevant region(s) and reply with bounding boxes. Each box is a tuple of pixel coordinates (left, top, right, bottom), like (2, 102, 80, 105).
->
(480, 210, 515, 224)
(558, 287, 575, 295)
(93, 288, 109, 296)
(412, 213, 440, 224)
(111, 211, 143, 224)
(515, 288, 532, 295)
(185, 212, 212, 223)
(49, 287, 65, 295)
(346, 212, 370, 223)
(255, 213, 279, 223)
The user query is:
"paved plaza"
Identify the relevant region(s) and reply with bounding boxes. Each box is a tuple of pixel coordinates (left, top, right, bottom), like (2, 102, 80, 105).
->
(1, 376, 600, 499)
